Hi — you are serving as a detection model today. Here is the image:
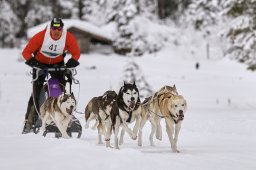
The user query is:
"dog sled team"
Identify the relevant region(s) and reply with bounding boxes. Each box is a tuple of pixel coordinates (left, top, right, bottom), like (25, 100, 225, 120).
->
(21, 17, 187, 152)
(25, 77, 187, 152)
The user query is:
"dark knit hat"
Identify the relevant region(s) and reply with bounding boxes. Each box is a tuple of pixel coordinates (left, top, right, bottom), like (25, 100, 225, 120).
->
(50, 18, 64, 27)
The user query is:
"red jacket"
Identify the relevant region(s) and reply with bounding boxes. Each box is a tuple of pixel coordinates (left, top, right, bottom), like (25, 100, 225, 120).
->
(22, 29, 80, 64)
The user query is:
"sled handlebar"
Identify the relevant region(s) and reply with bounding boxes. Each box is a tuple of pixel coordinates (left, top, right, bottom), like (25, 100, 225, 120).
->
(31, 66, 78, 83)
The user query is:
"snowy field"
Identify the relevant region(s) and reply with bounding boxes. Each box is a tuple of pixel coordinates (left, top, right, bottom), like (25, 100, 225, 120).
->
(0, 45, 256, 170)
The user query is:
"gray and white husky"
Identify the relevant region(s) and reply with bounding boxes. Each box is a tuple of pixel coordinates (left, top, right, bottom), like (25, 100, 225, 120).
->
(84, 90, 117, 147)
(111, 82, 142, 149)
(40, 93, 76, 138)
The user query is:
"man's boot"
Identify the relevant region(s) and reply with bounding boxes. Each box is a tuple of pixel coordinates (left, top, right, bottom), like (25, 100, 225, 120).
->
(22, 103, 35, 134)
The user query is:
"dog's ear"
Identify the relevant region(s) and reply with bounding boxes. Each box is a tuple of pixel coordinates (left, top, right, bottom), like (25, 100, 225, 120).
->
(124, 81, 127, 86)
(173, 84, 176, 90)
(133, 81, 136, 86)
(102, 94, 107, 101)
(184, 98, 187, 110)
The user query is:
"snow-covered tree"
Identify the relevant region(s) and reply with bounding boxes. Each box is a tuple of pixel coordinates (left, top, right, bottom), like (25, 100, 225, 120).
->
(180, 0, 222, 30)
(7, 0, 76, 38)
(0, 0, 21, 47)
(137, 0, 158, 19)
(111, 0, 166, 56)
(6, 0, 32, 38)
(25, 4, 53, 28)
(222, 0, 256, 69)
(82, 0, 108, 26)
(112, 0, 138, 55)
(157, 0, 179, 19)
(121, 61, 153, 100)
(25, 0, 76, 28)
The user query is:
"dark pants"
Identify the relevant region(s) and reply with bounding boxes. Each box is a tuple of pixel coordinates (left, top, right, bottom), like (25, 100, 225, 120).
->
(23, 62, 72, 131)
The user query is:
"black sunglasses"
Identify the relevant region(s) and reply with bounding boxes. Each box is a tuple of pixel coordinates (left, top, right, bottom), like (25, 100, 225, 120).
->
(51, 27, 63, 31)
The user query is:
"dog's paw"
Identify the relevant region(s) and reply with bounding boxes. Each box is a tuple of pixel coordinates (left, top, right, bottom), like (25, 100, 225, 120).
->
(150, 142, 155, 147)
(138, 142, 142, 147)
(138, 137, 142, 146)
(172, 149, 180, 153)
(131, 134, 137, 140)
(106, 144, 113, 148)
(119, 139, 123, 145)
(62, 134, 71, 139)
(171, 147, 179, 153)
(156, 134, 162, 141)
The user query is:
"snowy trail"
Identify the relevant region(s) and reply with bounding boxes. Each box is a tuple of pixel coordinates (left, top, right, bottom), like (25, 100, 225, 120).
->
(0, 49, 256, 170)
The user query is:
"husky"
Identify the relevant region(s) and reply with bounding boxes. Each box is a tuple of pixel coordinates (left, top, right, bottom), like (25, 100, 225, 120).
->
(84, 90, 117, 148)
(40, 93, 76, 139)
(138, 85, 187, 152)
(111, 82, 142, 149)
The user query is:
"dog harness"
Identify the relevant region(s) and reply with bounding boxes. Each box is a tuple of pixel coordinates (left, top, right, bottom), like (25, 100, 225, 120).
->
(148, 92, 182, 124)
(148, 109, 181, 124)
(99, 101, 110, 121)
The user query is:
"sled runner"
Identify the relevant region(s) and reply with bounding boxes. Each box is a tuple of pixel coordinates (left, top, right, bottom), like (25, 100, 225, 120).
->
(42, 115, 82, 138)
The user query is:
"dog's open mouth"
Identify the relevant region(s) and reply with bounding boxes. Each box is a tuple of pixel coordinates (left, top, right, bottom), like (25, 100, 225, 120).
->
(128, 101, 135, 109)
(66, 108, 73, 115)
(177, 113, 184, 121)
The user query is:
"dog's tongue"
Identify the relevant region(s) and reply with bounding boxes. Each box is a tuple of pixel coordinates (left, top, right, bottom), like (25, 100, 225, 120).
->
(129, 101, 135, 109)
(66, 108, 72, 114)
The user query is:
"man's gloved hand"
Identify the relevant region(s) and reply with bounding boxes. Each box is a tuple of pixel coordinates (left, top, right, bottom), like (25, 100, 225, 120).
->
(25, 57, 44, 68)
(66, 58, 79, 68)
(25, 57, 38, 67)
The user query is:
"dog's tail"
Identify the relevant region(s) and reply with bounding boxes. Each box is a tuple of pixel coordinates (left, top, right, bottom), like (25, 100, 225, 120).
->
(84, 102, 93, 129)
(84, 104, 91, 121)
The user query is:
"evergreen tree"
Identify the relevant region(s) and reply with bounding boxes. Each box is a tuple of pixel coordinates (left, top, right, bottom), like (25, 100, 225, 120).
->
(25, 3, 53, 28)
(72, 0, 85, 19)
(7, 0, 32, 38)
(82, 0, 108, 26)
(180, 0, 222, 30)
(7, 0, 75, 39)
(138, 0, 158, 19)
(223, 0, 256, 69)
(111, 0, 165, 56)
(49, 0, 73, 18)
(112, 0, 138, 55)
(121, 61, 153, 100)
(0, 0, 20, 47)
(157, 0, 179, 19)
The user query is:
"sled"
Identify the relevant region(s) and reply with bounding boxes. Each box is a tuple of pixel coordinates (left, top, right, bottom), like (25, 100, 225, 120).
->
(31, 67, 82, 138)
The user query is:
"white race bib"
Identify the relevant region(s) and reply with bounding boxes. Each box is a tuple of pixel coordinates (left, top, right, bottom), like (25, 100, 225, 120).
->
(40, 24, 67, 58)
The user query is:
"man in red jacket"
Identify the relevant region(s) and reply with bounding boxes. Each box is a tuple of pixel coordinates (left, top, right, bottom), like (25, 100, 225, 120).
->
(22, 18, 81, 134)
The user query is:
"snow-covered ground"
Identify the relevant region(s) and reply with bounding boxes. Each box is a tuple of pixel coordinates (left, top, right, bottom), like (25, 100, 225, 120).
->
(0, 42, 255, 170)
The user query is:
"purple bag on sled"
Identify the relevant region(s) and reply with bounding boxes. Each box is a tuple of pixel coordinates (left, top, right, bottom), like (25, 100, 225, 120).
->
(48, 78, 62, 97)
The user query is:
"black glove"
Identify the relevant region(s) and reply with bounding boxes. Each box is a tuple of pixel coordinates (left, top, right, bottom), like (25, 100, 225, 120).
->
(66, 58, 79, 68)
(25, 57, 39, 67)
